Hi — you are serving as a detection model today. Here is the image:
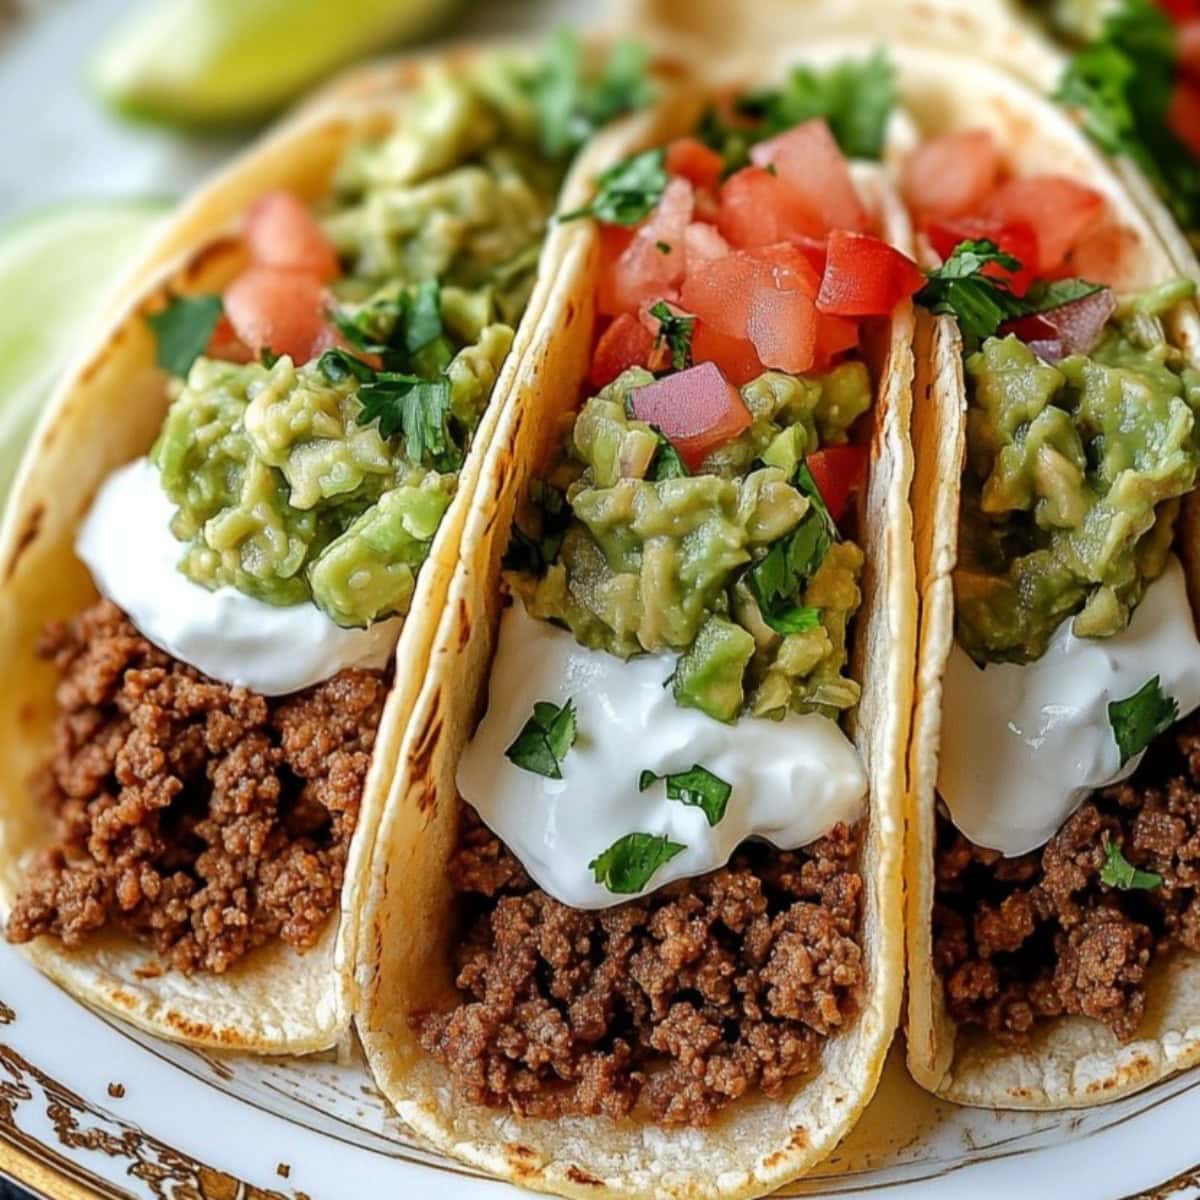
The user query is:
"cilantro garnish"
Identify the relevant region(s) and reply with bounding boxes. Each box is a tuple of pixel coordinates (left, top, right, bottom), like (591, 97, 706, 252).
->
(649, 300, 695, 371)
(147, 294, 223, 377)
(649, 433, 689, 481)
(504, 480, 571, 574)
(260, 346, 280, 368)
(1055, 0, 1200, 232)
(531, 31, 655, 160)
(560, 148, 668, 225)
(505, 698, 578, 779)
(747, 462, 836, 634)
(589, 832, 686, 894)
(1107, 675, 1178, 767)
(914, 239, 1104, 339)
(638, 764, 732, 826)
(332, 280, 444, 370)
(1100, 840, 1163, 891)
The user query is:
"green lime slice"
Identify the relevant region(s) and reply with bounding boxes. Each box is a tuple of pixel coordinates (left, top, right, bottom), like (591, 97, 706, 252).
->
(92, 0, 463, 128)
(0, 201, 169, 507)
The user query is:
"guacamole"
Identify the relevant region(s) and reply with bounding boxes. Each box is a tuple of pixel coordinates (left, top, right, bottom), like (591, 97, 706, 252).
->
(508, 364, 871, 722)
(956, 288, 1200, 664)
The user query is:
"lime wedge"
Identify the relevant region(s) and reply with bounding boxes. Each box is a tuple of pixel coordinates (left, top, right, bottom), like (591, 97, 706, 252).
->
(92, 0, 463, 128)
(0, 201, 168, 507)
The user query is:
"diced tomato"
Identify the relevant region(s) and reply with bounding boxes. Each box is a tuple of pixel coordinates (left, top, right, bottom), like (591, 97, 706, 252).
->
(223, 267, 330, 363)
(793, 236, 828, 276)
(1180, 22, 1200, 82)
(807, 446, 869, 523)
(244, 190, 339, 282)
(816, 230, 925, 318)
(1054, 221, 1141, 288)
(603, 179, 694, 315)
(589, 313, 655, 388)
(205, 314, 254, 363)
(628, 361, 752, 470)
(746, 242, 822, 298)
(901, 129, 1000, 221)
(717, 166, 825, 249)
(749, 119, 870, 233)
(680, 253, 761, 338)
(693, 186, 721, 225)
(665, 137, 724, 190)
(815, 314, 859, 365)
(596, 224, 637, 315)
(1169, 78, 1200, 159)
(691, 321, 767, 385)
(985, 175, 1107, 274)
(1156, 0, 1199, 22)
(684, 221, 732, 272)
(747, 286, 817, 374)
(924, 215, 1039, 297)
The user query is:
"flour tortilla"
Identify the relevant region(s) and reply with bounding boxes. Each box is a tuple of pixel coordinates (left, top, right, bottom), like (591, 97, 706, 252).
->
(0, 51, 610, 1055)
(900, 48, 1200, 1108)
(353, 82, 916, 1198)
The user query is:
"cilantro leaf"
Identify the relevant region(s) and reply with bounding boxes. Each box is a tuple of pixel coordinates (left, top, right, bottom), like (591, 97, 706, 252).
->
(332, 281, 444, 370)
(649, 300, 695, 371)
(360, 375, 457, 469)
(505, 697, 578, 779)
(589, 832, 686, 894)
(1108, 675, 1178, 767)
(560, 148, 668, 225)
(747, 461, 836, 634)
(638, 764, 732, 826)
(504, 480, 571, 574)
(1055, 0, 1200, 232)
(915, 240, 1026, 339)
(532, 30, 655, 160)
(147, 294, 223, 378)
(649, 433, 689, 481)
(1100, 840, 1163, 891)
(404, 280, 443, 354)
(318, 348, 376, 383)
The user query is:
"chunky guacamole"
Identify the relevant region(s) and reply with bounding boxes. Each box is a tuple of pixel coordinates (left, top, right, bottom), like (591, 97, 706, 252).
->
(148, 42, 650, 629)
(956, 284, 1200, 664)
(509, 364, 871, 722)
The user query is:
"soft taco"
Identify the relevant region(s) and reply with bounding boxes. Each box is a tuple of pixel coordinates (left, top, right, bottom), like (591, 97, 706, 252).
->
(0, 38, 653, 1055)
(897, 47, 1200, 1106)
(355, 51, 919, 1199)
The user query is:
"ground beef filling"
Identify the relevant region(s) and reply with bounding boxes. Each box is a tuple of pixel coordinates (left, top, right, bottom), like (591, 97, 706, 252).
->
(5, 600, 387, 974)
(935, 710, 1200, 1044)
(416, 806, 864, 1127)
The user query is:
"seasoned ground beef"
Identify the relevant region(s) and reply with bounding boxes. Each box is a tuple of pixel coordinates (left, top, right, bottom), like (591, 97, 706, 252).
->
(416, 806, 864, 1126)
(935, 710, 1200, 1043)
(5, 600, 387, 974)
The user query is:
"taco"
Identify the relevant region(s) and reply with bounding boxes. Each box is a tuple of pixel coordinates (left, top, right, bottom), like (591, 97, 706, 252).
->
(0, 38, 653, 1055)
(354, 51, 919, 1199)
(897, 47, 1200, 1106)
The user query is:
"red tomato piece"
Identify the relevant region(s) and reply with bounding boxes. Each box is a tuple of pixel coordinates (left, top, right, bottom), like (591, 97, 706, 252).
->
(924, 215, 1040, 296)
(684, 221, 732, 271)
(747, 286, 817, 374)
(814, 313, 859, 366)
(807, 446, 869, 523)
(750, 119, 870, 233)
(1169, 78, 1200, 160)
(901, 129, 1000, 221)
(223, 267, 330, 363)
(717, 166, 825, 249)
(747, 242, 822, 298)
(985, 175, 1107, 274)
(596, 224, 637, 315)
(793, 235, 828, 276)
(680, 253, 761, 338)
(691, 321, 767, 385)
(1180, 22, 1200, 82)
(665, 137, 724, 190)
(816, 230, 925, 318)
(244, 191, 339, 282)
(628, 361, 752, 471)
(1156, 0, 1199, 22)
(1054, 222, 1141, 288)
(205, 314, 254, 363)
(604, 179, 694, 315)
(589, 313, 655, 388)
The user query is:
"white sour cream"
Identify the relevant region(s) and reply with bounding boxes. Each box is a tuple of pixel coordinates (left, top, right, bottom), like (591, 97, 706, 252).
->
(939, 555, 1200, 856)
(458, 603, 868, 909)
(77, 458, 402, 695)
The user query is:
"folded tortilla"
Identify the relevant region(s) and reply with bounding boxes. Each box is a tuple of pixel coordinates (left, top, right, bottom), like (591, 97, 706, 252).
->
(900, 47, 1200, 1108)
(352, 79, 916, 1199)
(0, 50, 626, 1056)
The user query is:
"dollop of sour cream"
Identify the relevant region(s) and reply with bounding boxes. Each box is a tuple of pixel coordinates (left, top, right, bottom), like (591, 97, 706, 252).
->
(458, 603, 868, 909)
(77, 458, 402, 695)
(939, 555, 1200, 856)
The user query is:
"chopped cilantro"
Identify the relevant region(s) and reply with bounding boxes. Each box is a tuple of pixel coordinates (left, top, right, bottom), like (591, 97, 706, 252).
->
(649, 433, 689, 481)
(589, 832, 686, 894)
(332, 281, 443, 370)
(1108, 675, 1178, 767)
(147, 294, 223, 377)
(655, 240, 671, 254)
(260, 346, 280, 368)
(638, 764, 732, 826)
(505, 697, 578, 779)
(649, 300, 695, 371)
(1055, 0, 1200, 231)
(1100, 840, 1163, 891)
(560, 148, 668, 225)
